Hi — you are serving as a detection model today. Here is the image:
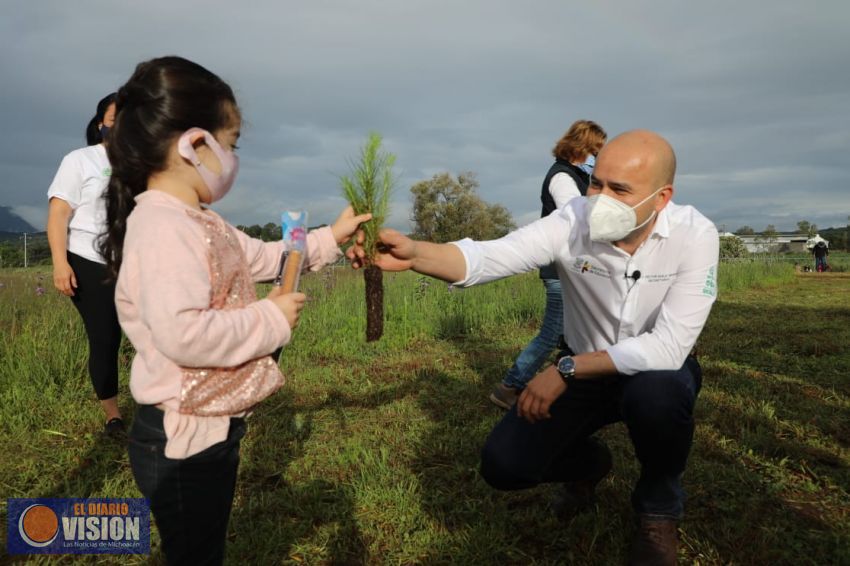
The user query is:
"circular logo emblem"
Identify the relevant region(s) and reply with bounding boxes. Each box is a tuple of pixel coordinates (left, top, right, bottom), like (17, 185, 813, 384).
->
(19, 504, 59, 547)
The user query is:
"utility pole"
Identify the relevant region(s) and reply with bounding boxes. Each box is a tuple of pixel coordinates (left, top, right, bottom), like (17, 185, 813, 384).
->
(22, 232, 28, 268)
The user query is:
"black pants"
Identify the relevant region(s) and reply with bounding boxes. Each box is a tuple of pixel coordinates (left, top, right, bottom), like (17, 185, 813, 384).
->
(480, 356, 702, 519)
(128, 405, 245, 566)
(67, 252, 121, 400)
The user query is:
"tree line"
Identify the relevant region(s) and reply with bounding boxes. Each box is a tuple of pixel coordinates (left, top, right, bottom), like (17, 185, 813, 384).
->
(237, 171, 517, 243)
(4, 189, 847, 268)
(0, 171, 515, 268)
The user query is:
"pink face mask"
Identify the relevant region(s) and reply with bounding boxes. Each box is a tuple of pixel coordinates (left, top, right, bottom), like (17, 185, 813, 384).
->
(177, 128, 239, 203)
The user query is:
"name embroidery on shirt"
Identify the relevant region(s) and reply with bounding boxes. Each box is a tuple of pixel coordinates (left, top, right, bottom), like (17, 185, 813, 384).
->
(643, 273, 676, 283)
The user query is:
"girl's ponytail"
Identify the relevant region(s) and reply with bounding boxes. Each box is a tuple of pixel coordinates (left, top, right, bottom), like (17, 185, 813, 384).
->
(100, 169, 147, 280)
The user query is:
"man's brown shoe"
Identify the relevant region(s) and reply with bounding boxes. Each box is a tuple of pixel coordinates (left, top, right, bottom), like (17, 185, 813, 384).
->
(628, 515, 679, 566)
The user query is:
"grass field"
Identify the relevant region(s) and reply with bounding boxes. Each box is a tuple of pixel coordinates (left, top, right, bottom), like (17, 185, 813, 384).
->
(1, 263, 848, 565)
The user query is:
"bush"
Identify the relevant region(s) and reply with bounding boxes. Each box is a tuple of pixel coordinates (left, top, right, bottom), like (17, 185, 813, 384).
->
(719, 235, 748, 259)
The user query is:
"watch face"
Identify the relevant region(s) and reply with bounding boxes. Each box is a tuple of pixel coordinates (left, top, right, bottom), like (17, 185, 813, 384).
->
(557, 356, 576, 375)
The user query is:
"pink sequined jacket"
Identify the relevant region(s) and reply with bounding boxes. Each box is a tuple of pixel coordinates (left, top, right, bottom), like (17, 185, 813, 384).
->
(116, 190, 341, 459)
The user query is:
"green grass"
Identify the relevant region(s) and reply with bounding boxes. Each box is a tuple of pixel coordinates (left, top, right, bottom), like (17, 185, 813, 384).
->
(1, 263, 848, 564)
(718, 260, 796, 292)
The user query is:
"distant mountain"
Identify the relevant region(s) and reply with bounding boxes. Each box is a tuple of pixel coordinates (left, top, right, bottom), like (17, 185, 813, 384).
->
(0, 206, 36, 232)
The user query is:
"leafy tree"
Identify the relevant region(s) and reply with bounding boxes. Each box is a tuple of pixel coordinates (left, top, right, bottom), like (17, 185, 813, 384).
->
(261, 222, 282, 242)
(340, 132, 396, 342)
(237, 224, 263, 239)
(735, 226, 755, 235)
(757, 224, 779, 253)
(796, 220, 817, 237)
(819, 226, 847, 251)
(719, 235, 748, 259)
(0, 234, 50, 267)
(411, 172, 516, 243)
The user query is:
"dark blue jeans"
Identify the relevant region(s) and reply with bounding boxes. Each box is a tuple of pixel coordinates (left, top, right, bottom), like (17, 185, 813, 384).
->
(503, 279, 564, 389)
(481, 357, 702, 519)
(128, 405, 245, 565)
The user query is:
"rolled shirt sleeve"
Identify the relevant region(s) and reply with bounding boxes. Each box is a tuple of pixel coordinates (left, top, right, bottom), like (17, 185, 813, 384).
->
(46, 154, 83, 208)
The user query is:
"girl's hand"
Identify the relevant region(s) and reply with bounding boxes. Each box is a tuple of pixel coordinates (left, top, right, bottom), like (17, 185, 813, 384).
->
(331, 206, 373, 245)
(53, 261, 77, 296)
(266, 289, 307, 330)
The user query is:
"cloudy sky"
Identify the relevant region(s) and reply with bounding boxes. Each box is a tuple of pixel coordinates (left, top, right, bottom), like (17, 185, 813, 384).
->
(2, 0, 848, 234)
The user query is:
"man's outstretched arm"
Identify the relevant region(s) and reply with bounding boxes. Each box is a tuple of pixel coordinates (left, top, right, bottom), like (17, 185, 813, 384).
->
(346, 228, 467, 283)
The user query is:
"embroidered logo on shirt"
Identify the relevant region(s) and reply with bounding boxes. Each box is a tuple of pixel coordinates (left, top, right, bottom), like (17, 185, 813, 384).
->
(102, 167, 112, 177)
(702, 265, 717, 297)
(570, 257, 610, 277)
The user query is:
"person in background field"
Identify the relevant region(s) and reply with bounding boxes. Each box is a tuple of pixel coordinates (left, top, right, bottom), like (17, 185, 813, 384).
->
(46, 92, 126, 438)
(812, 240, 829, 272)
(100, 56, 370, 565)
(490, 119, 607, 409)
(349, 130, 719, 565)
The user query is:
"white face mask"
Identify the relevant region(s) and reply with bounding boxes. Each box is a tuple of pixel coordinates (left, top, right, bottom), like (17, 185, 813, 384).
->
(586, 186, 664, 242)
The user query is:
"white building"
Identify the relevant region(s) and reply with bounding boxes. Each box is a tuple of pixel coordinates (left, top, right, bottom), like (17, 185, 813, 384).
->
(718, 231, 820, 254)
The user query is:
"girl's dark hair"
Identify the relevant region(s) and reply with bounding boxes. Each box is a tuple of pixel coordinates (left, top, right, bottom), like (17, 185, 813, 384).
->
(85, 93, 117, 145)
(99, 56, 238, 279)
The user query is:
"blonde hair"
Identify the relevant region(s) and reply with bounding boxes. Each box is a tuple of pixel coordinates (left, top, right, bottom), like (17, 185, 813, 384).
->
(552, 120, 607, 163)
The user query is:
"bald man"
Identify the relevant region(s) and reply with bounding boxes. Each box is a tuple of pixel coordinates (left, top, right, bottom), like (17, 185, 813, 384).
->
(349, 130, 719, 565)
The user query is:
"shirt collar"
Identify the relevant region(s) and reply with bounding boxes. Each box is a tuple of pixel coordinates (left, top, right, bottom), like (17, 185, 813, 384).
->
(649, 205, 671, 239)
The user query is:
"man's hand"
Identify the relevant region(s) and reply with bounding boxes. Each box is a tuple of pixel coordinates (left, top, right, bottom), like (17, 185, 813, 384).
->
(346, 228, 417, 272)
(53, 261, 77, 297)
(517, 365, 567, 423)
(330, 206, 373, 245)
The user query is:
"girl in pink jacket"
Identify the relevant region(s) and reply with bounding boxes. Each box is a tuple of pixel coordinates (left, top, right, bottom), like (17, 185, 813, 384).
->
(99, 56, 369, 565)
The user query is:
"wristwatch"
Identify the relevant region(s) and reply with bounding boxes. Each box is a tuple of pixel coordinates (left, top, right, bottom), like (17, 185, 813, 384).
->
(556, 356, 577, 385)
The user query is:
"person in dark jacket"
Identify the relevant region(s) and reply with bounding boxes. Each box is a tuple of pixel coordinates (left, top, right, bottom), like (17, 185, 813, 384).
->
(489, 120, 607, 409)
(812, 241, 829, 271)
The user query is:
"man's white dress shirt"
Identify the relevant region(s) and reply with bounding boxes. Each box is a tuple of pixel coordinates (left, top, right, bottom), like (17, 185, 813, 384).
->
(451, 197, 719, 375)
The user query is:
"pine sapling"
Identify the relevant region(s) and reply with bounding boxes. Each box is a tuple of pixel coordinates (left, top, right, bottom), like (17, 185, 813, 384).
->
(340, 132, 396, 341)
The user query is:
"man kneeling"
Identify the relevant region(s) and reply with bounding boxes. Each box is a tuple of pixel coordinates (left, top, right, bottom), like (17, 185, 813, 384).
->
(349, 130, 718, 565)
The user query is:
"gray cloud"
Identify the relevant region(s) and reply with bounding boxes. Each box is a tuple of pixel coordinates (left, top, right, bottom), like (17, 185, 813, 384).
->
(1, 0, 848, 234)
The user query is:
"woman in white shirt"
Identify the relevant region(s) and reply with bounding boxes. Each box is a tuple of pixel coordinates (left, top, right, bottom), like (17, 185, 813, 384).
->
(46, 93, 125, 438)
